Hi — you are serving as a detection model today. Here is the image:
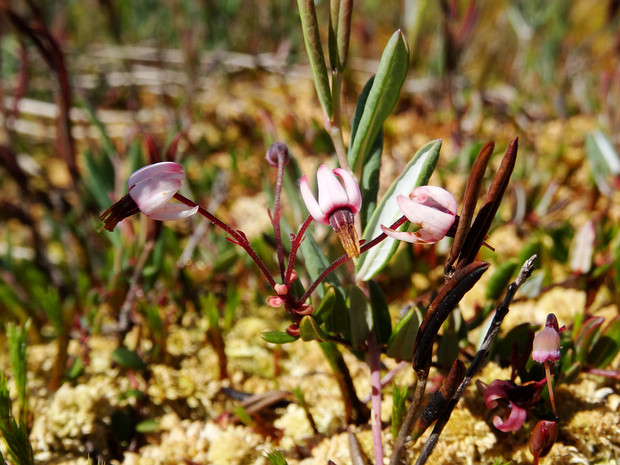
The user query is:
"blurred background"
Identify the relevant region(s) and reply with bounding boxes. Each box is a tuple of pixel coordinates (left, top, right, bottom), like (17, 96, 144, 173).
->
(0, 0, 619, 461)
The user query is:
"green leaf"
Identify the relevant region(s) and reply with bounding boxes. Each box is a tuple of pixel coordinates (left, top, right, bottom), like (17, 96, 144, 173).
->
(135, 419, 159, 434)
(348, 29, 409, 170)
(265, 449, 289, 465)
(368, 281, 392, 345)
(348, 286, 372, 347)
(297, 0, 333, 118)
(112, 347, 148, 371)
(355, 139, 441, 281)
(574, 316, 604, 363)
(584, 130, 620, 196)
(300, 231, 343, 298)
(585, 316, 620, 368)
(322, 285, 350, 337)
(313, 286, 337, 324)
(351, 77, 384, 230)
(260, 331, 299, 344)
(485, 260, 519, 300)
(299, 316, 329, 342)
(386, 305, 422, 361)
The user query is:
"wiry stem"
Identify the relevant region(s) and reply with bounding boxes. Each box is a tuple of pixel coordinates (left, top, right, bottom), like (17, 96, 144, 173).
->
(173, 193, 276, 288)
(544, 361, 559, 418)
(285, 215, 314, 286)
(367, 331, 385, 465)
(272, 154, 287, 280)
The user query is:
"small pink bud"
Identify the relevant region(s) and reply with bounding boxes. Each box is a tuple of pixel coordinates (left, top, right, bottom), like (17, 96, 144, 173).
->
(265, 142, 290, 167)
(380, 186, 457, 244)
(532, 314, 562, 363)
(266, 296, 284, 308)
(274, 284, 288, 295)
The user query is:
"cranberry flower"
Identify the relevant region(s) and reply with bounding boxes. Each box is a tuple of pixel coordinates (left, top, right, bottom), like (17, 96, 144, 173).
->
(99, 162, 198, 232)
(300, 164, 362, 258)
(532, 313, 564, 418)
(380, 186, 457, 244)
(480, 379, 545, 433)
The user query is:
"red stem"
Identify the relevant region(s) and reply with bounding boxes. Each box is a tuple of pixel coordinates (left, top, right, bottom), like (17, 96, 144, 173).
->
(174, 193, 276, 288)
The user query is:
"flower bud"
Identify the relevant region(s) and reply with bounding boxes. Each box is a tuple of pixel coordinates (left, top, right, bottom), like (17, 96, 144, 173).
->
(529, 420, 558, 463)
(265, 142, 290, 167)
(532, 314, 562, 363)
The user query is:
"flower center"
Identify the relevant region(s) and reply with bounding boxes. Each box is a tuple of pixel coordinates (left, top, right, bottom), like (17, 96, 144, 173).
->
(328, 208, 360, 259)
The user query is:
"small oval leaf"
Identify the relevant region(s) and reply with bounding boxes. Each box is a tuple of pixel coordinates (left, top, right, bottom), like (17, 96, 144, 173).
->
(260, 331, 299, 344)
(112, 347, 148, 371)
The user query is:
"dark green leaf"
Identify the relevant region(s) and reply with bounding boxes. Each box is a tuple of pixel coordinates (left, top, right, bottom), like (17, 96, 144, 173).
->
(386, 305, 422, 361)
(368, 280, 392, 345)
(112, 347, 148, 371)
(260, 331, 299, 344)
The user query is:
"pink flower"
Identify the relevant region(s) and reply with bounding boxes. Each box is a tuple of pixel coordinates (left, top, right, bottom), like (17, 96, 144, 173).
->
(99, 162, 197, 231)
(483, 380, 528, 432)
(300, 164, 362, 258)
(380, 186, 457, 244)
(480, 379, 546, 433)
(532, 314, 562, 364)
(128, 162, 198, 221)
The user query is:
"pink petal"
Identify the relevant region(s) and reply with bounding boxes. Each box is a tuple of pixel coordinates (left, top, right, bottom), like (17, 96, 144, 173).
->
(146, 203, 198, 221)
(128, 162, 184, 189)
(334, 168, 362, 214)
(493, 403, 527, 432)
(316, 164, 349, 214)
(300, 174, 329, 224)
(396, 196, 455, 243)
(411, 186, 458, 215)
(380, 224, 427, 243)
(532, 326, 561, 363)
(483, 380, 513, 409)
(129, 177, 182, 215)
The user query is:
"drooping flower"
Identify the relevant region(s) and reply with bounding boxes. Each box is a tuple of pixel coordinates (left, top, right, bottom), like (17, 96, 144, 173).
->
(479, 379, 545, 433)
(380, 186, 457, 244)
(99, 162, 198, 232)
(300, 164, 362, 258)
(532, 314, 562, 364)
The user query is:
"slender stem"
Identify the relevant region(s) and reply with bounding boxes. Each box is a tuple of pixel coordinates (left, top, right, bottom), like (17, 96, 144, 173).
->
(544, 361, 559, 419)
(367, 331, 385, 465)
(390, 370, 428, 465)
(273, 156, 287, 280)
(285, 215, 314, 286)
(174, 193, 276, 288)
(299, 215, 408, 306)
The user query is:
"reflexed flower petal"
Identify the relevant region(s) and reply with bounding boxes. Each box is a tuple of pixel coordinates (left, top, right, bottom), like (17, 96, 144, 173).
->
(483, 380, 513, 409)
(128, 161, 184, 188)
(316, 164, 350, 214)
(300, 174, 329, 224)
(380, 224, 433, 244)
(493, 403, 527, 432)
(333, 168, 362, 213)
(146, 203, 198, 221)
(129, 176, 182, 215)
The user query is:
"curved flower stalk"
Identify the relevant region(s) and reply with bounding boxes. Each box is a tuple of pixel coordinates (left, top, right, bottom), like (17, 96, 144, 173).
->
(532, 313, 564, 418)
(99, 162, 198, 231)
(380, 186, 457, 244)
(300, 164, 362, 258)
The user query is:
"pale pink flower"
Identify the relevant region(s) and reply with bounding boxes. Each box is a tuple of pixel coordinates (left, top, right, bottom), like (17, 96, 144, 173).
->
(380, 186, 457, 244)
(127, 162, 198, 221)
(483, 380, 528, 432)
(532, 313, 562, 364)
(99, 162, 197, 231)
(300, 164, 362, 258)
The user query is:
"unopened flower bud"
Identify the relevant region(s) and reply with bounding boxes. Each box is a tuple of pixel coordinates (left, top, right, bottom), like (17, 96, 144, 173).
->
(266, 296, 285, 308)
(529, 420, 558, 463)
(274, 283, 288, 295)
(265, 142, 290, 167)
(532, 313, 562, 363)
